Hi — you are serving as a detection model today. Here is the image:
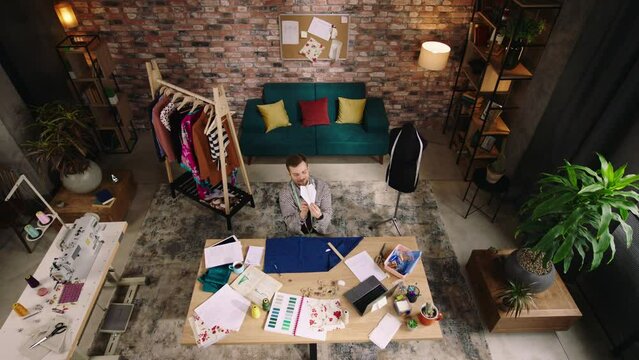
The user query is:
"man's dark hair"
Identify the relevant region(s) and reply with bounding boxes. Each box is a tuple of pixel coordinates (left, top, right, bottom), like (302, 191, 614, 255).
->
(285, 153, 308, 170)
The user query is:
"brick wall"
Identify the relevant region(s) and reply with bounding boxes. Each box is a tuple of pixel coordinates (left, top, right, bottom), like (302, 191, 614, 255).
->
(72, 0, 473, 128)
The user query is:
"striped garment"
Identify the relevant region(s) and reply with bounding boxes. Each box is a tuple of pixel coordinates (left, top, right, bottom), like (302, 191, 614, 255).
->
(207, 119, 230, 167)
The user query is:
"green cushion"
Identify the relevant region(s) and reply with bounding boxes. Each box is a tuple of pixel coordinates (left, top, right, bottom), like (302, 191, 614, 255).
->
(363, 98, 389, 133)
(240, 125, 317, 156)
(241, 99, 266, 133)
(316, 124, 388, 155)
(264, 83, 316, 124)
(316, 83, 366, 122)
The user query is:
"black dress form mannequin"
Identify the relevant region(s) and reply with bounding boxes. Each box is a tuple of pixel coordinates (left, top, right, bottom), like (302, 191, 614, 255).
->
(370, 122, 427, 235)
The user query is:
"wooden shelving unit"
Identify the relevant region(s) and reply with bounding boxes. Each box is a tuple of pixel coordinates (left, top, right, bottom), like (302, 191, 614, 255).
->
(444, 0, 561, 179)
(56, 35, 137, 154)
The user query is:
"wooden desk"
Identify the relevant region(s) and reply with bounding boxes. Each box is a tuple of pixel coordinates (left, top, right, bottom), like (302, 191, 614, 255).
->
(181, 236, 443, 345)
(52, 170, 136, 223)
(466, 249, 582, 332)
(0, 222, 127, 359)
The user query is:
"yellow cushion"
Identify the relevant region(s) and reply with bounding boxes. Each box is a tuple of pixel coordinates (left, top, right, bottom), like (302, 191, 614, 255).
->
(257, 100, 291, 133)
(336, 97, 367, 124)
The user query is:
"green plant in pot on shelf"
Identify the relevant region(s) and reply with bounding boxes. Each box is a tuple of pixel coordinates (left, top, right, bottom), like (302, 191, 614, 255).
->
(23, 102, 102, 194)
(507, 154, 639, 293)
(497, 280, 536, 318)
(502, 16, 545, 70)
(487, 152, 506, 184)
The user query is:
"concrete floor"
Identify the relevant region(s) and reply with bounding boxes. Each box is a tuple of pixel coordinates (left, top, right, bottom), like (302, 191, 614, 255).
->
(0, 129, 614, 359)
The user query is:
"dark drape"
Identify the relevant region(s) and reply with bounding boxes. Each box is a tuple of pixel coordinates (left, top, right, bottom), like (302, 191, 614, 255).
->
(513, 0, 639, 197)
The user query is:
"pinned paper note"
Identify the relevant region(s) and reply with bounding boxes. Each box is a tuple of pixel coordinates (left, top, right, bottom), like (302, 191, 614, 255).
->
(307, 17, 332, 41)
(299, 38, 325, 62)
(300, 184, 316, 205)
(282, 20, 299, 45)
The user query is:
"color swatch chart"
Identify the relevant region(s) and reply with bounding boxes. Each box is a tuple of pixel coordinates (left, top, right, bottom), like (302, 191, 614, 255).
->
(264, 292, 301, 336)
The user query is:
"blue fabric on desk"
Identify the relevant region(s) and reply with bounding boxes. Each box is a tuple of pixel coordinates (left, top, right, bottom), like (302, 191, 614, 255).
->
(263, 236, 364, 273)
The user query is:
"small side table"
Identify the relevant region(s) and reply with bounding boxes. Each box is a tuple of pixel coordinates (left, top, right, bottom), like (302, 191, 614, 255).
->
(463, 167, 510, 222)
(52, 169, 136, 222)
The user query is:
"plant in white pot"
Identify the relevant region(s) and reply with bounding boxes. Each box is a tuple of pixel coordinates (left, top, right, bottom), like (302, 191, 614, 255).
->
(508, 154, 639, 292)
(24, 103, 102, 194)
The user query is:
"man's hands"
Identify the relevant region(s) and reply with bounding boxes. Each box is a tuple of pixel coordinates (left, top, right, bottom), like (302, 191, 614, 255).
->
(309, 203, 322, 219)
(300, 202, 322, 220)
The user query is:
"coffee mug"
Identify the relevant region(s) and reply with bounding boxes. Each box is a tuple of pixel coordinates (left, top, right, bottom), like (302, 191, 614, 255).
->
(229, 261, 245, 274)
(418, 304, 443, 326)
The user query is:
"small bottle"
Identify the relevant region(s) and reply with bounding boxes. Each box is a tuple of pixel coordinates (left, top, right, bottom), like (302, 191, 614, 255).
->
(250, 304, 261, 319)
(13, 303, 29, 317)
(26, 275, 40, 288)
(262, 298, 271, 311)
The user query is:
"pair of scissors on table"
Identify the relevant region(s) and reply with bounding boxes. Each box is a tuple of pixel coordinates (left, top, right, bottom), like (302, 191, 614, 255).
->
(374, 243, 387, 265)
(29, 322, 67, 349)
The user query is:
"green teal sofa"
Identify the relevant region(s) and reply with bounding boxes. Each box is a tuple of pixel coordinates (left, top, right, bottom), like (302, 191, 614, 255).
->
(239, 82, 389, 162)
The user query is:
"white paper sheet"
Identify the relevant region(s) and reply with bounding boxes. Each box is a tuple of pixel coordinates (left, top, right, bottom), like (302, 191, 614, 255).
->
(307, 17, 333, 41)
(329, 40, 343, 60)
(369, 313, 401, 349)
(345, 251, 388, 282)
(300, 184, 316, 205)
(204, 241, 243, 269)
(282, 20, 299, 45)
(194, 284, 250, 332)
(244, 246, 264, 266)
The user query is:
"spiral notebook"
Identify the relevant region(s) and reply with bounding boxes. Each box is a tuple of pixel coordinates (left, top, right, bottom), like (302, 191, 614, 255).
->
(263, 292, 326, 341)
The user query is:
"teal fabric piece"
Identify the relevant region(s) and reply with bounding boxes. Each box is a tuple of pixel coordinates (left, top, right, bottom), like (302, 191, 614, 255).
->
(264, 83, 315, 123)
(315, 82, 366, 122)
(197, 266, 232, 293)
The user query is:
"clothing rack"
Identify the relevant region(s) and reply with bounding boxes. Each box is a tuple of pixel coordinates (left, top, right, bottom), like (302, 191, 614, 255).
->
(145, 60, 254, 230)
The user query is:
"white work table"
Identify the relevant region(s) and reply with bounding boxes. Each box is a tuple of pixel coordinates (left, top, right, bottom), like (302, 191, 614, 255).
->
(0, 222, 127, 360)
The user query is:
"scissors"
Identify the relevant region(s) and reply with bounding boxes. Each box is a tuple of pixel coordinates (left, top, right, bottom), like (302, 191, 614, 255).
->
(374, 243, 387, 265)
(29, 322, 67, 349)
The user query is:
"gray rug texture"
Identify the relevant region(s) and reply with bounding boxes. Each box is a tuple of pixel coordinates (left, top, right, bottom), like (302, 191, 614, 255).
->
(91, 181, 491, 359)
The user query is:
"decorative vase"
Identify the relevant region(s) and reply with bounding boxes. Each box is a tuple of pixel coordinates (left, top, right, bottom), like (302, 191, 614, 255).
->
(503, 248, 556, 293)
(60, 160, 102, 194)
(486, 167, 504, 184)
(503, 41, 524, 69)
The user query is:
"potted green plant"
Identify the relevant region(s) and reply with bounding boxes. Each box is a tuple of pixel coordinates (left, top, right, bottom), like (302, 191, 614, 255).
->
(503, 16, 545, 69)
(23, 103, 102, 194)
(497, 280, 536, 317)
(487, 152, 506, 184)
(508, 154, 639, 292)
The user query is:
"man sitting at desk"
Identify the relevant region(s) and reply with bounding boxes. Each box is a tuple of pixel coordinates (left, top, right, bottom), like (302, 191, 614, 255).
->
(279, 154, 334, 235)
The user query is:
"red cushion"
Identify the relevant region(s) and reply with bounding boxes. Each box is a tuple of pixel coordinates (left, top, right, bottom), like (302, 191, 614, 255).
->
(299, 98, 330, 127)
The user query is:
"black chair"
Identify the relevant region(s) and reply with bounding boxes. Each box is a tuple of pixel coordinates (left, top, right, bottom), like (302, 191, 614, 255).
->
(463, 167, 510, 222)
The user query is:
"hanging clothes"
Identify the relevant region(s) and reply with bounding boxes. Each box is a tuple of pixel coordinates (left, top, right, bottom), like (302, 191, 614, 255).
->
(207, 117, 230, 166)
(180, 109, 210, 200)
(169, 107, 189, 159)
(147, 94, 165, 160)
(160, 101, 175, 130)
(151, 96, 177, 161)
(192, 111, 217, 184)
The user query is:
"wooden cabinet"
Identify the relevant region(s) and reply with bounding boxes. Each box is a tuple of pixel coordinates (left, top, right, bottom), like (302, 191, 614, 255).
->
(444, 0, 561, 179)
(56, 35, 137, 153)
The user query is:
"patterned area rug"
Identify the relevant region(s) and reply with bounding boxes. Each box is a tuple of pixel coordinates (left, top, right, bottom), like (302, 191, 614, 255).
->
(91, 181, 491, 359)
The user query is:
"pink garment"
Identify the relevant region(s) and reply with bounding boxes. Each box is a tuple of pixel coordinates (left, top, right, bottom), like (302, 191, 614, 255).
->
(180, 110, 209, 199)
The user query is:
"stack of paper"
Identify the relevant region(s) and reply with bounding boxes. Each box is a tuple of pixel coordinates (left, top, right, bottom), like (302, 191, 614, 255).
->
(204, 241, 243, 268)
(189, 284, 250, 348)
(369, 313, 402, 349)
(345, 251, 388, 282)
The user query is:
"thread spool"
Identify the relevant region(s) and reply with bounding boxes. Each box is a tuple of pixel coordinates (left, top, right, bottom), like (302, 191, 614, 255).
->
(262, 298, 271, 311)
(25, 275, 40, 288)
(36, 211, 52, 226)
(12, 303, 29, 317)
(250, 304, 261, 319)
(24, 225, 40, 239)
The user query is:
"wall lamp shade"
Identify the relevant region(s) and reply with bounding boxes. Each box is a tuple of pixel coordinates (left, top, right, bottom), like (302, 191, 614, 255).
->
(54, 1, 79, 30)
(418, 41, 451, 71)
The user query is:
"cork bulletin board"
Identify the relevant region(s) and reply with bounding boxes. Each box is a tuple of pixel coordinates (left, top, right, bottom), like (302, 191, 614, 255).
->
(279, 14, 350, 61)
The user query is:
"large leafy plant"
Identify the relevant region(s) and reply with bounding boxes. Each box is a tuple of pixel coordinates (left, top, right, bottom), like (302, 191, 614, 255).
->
(23, 103, 97, 176)
(517, 154, 639, 273)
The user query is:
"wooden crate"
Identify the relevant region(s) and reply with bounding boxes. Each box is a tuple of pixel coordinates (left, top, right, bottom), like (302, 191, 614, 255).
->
(465, 249, 582, 332)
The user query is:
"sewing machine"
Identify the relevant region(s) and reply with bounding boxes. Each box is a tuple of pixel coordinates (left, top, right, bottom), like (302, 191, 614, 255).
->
(50, 213, 105, 283)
